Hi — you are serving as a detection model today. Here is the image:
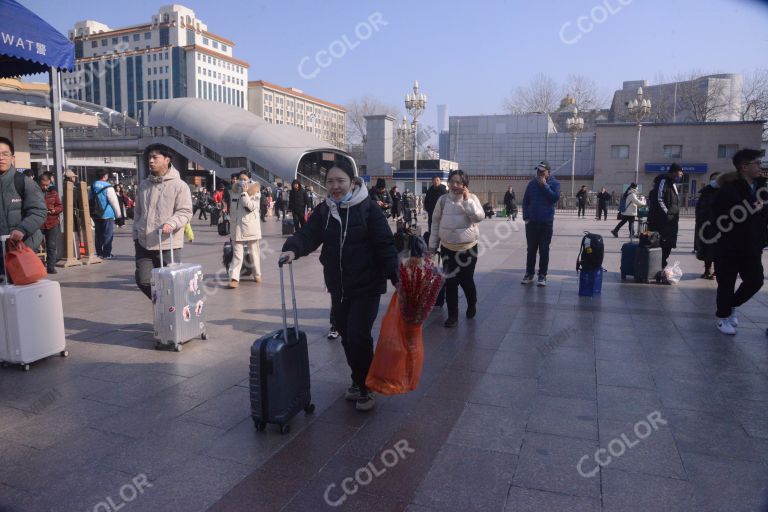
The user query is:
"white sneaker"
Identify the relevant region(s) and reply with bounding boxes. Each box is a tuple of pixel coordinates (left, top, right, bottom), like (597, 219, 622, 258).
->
(728, 308, 739, 327)
(716, 318, 736, 335)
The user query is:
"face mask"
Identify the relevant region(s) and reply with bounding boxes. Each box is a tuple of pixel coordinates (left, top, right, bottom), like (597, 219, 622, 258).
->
(239, 180, 247, 188)
(710, 180, 718, 188)
(335, 190, 353, 204)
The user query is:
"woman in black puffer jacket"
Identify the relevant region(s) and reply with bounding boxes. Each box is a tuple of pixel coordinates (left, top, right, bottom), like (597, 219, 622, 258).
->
(281, 159, 398, 412)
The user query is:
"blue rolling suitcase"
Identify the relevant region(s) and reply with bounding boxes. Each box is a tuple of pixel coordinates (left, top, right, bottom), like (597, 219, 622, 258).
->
(250, 261, 314, 434)
(620, 242, 639, 280)
(579, 268, 604, 297)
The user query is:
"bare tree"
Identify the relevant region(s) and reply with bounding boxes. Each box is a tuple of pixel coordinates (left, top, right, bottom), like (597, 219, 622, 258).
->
(674, 71, 730, 122)
(345, 96, 400, 145)
(740, 68, 768, 140)
(561, 74, 610, 112)
(503, 73, 560, 114)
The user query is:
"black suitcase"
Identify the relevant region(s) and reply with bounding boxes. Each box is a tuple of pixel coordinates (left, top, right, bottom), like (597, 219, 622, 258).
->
(223, 240, 252, 277)
(250, 261, 314, 434)
(620, 242, 639, 279)
(634, 246, 663, 284)
(282, 218, 295, 235)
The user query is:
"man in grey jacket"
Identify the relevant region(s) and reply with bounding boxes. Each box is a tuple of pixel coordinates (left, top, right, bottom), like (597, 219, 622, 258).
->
(133, 144, 193, 298)
(0, 137, 46, 276)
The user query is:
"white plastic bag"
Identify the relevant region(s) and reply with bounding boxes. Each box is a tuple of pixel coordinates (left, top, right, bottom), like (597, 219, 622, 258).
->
(663, 261, 683, 284)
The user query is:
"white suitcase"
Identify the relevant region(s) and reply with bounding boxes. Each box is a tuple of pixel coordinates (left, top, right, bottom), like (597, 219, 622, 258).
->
(151, 230, 207, 352)
(0, 236, 68, 371)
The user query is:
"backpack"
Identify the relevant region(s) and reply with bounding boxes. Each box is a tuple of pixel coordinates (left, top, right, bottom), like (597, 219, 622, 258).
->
(89, 183, 112, 219)
(576, 232, 604, 271)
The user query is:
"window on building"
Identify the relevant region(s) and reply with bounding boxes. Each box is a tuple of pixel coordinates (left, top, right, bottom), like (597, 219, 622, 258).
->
(222, 44, 227, 52)
(112, 37, 118, 44)
(91, 40, 98, 48)
(212, 41, 219, 49)
(133, 33, 140, 41)
(611, 145, 630, 159)
(718, 144, 739, 158)
(144, 32, 151, 40)
(164, 52, 168, 60)
(663, 145, 683, 159)
(203, 37, 209, 45)
(100, 39, 107, 47)
(122, 35, 129, 42)
(165, 66, 168, 73)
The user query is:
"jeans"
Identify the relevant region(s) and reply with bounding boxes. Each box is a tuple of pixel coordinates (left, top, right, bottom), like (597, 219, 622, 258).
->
(613, 216, 636, 237)
(441, 246, 478, 318)
(134, 241, 181, 299)
(525, 222, 554, 276)
(331, 293, 381, 391)
(41, 227, 58, 271)
(94, 218, 114, 257)
(714, 249, 764, 318)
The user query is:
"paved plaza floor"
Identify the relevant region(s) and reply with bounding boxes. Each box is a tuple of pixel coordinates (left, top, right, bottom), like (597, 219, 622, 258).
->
(1, 212, 767, 512)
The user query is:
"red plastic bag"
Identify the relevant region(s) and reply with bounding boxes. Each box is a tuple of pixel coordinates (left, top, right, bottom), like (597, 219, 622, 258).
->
(365, 293, 425, 395)
(304, 209, 312, 223)
(5, 240, 47, 285)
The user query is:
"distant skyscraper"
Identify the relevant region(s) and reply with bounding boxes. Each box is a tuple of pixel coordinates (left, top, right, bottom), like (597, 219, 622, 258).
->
(437, 104, 448, 134)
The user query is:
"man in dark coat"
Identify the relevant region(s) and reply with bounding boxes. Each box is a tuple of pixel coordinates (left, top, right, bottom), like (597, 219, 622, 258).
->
(711, 149, 767, 335)
(390, 186, 401, 219)
(288, 179, 308, 229)
(595, 187, 611, 220)
(648, 163, 683, 267)
(424, 176, 448, 232)
(575, 185, 588, 218)
(369, 178, 392, 217)
(694, 172, 720, 279)
(503, 185, 518, 221)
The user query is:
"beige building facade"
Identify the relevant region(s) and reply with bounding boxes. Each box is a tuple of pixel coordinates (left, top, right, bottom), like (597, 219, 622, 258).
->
(248, 80, 346, 147)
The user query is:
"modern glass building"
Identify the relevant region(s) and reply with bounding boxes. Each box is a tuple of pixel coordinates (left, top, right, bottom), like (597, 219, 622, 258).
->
(62, 5, 249, 125)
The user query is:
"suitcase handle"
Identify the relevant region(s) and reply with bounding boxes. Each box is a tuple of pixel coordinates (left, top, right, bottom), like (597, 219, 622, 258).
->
(157, 227, 175, 266)
(0, 234, 7, 284)
(278, 261, 300, 343)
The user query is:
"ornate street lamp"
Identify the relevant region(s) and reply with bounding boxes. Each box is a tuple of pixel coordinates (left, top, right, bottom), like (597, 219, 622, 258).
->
(566, 107, 585, 197)
(403, 80, 427, 197)
(628, 87, 652, 185)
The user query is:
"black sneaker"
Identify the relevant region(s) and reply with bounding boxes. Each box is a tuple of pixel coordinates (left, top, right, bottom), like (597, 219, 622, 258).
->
(610, 230, 618, 238)
(327, 328, 340, 340)
(444, 317, 458, 328)
(356, 390, 375, 411)
(344, 385, 361, 401)
(466, 303, 476, 319)
(537, 275, 547, 287)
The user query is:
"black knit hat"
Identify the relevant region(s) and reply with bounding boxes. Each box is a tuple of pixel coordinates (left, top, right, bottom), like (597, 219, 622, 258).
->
(376, 178, 386, 189)
(669, 163, 683, 173)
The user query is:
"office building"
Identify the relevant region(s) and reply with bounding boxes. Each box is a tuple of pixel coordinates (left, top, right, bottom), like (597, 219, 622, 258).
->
(248, 80, 346, 147)
(62, 5, 249, 124)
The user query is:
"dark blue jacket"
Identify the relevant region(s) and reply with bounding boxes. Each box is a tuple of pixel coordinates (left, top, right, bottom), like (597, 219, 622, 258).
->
(522, 176, 561, 224)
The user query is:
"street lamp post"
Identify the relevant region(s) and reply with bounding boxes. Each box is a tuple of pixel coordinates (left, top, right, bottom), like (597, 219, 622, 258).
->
(396, 115, 414, 170)
(403, 80, 427, 198)
(566, 107, 585, 197)
(627, 87, 652, 186)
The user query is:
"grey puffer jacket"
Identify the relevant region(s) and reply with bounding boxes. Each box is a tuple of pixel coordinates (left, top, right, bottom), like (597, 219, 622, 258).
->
(132, 167, 193, 251)
(0, 167, 46, 250)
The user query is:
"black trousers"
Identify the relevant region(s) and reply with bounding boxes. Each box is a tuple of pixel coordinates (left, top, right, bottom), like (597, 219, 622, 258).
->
(596, 206, 608, 220)
(260, 205, 267, 222)
(292, 211, 305, 230)
(41, 227, 58, 272)
(331, 293, 381, 390)
(714, 249, 764, 318)
(134, 241, 181, 299)
(577, 204, 586, 217)
(525, 222, 553, 276)
(441, 246, 478, 318)
(613, 216, 636, 237)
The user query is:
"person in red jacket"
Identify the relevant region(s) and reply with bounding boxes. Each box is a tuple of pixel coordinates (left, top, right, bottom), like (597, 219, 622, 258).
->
(38, 172, 63, 274)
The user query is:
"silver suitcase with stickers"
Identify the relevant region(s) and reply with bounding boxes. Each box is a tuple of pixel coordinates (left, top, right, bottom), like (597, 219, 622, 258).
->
(151, 230, 207, 351)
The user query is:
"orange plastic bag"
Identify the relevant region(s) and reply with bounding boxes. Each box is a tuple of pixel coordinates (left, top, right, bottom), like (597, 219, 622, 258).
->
(365, 293, 425, 395)
(5, 240, 47, 285)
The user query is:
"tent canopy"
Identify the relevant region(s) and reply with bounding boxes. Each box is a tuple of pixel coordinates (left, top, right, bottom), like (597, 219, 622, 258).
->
(0, 0, 74, 77)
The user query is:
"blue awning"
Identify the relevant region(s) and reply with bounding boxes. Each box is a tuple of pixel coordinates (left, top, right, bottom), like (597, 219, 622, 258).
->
(0, 0, 74, 77)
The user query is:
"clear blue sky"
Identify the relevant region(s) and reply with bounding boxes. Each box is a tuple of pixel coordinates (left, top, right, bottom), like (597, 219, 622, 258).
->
(20, 0, 768, 127)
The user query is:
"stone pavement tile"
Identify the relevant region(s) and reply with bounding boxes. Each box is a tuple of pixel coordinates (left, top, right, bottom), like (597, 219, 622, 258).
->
(424, 368, 483, 401)
(85, 370, 188, 407)
(0, 398, 123, 450)
(486, 350, 541, 379)
(411, 443, 517, 512)
(447, 346, 497, 372)
(654, 374, 732, 414)
(100, 420, 225, 476)
(601, 468, 695, 512)
(503, 486, 601, 512)
(337, 408, 412, 460)
(539, 346, 596, 375)
(595, 338, 646, 362)
(680, 450, 768, 512)
(203, 417, 296, 468)
(90, 392, 205, 439)
(132, 454, 254, 512)
(496, 332, 550, 355)
(447, 402, 527, 454)
(596, 359, 655, 389)
(646, 353, 710, 380)
(179, 385, 251, 431)
(512, 432, 600, 498)
(468, 373, 538, 410)
(598, 417, 686, 479)
(0, 427, 133, 494)
(171, 357, 249, 401)
(638, 337, 693, 357)
(0, 404, 37, 434)
(208, 466, 306, 512)
(715, 371, 768, 402)
(0, 482, 35, 512)
(597, 385, 664, 421)
(526, 396, 597, 441)
(737, 342, 768, 373)
(730, 399, 768, 439)
(537, 369, 596, 401)
(664, 407, 768, 463)
(694, 347, 762, 374)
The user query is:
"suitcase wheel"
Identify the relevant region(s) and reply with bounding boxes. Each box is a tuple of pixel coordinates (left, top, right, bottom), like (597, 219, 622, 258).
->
(60, 350, 69, 358)
(173, 344, 183, 353)
(280, 424, 291, 435)
(201, 332, 208, 341)
(254, 421, 266, 432)
(154, 341, 163, 350)
(304, 403, 315, 415)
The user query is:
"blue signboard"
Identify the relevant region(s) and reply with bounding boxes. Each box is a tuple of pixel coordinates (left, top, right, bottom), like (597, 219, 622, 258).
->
(360, 175, 371, 183)
(645, 163, 708, 174)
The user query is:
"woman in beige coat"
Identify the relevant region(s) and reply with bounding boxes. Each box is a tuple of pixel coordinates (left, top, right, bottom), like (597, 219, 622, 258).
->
(228, 170, 262, 288)
(428, 169, 485, 327)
